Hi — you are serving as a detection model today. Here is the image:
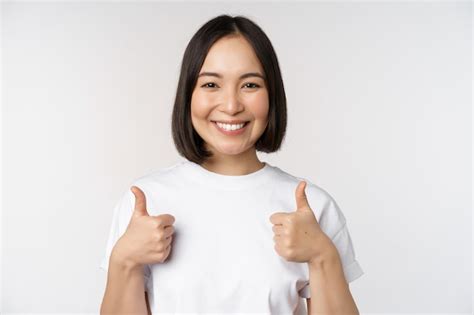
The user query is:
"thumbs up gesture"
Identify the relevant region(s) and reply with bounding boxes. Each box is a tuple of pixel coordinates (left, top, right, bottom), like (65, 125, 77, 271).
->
(113, 186, 176, 269)
(269, 181, 335, 264)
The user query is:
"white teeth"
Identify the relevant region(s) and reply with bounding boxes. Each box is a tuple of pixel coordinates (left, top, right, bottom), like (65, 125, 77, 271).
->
(216, 122, 246, 131)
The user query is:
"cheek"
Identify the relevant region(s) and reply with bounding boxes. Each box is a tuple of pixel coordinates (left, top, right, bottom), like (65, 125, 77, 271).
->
(249, 92, 269, 120)
(190, 91, 212, 119)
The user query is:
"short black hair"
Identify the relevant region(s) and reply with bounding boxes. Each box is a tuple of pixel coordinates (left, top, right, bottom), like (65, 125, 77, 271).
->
(171, 14, 287, 165)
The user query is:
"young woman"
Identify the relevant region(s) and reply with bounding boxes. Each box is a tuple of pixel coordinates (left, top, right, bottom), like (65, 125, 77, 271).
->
(100, 14, 364, 314)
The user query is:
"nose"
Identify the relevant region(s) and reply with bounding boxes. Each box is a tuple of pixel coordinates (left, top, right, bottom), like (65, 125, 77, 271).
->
(221, 87, 244, 115)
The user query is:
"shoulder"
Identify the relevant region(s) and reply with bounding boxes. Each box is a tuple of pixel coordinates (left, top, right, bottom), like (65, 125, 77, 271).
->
(113, 161, 186, 209)
(270, 165, 346, 236)
(131, 161, 185, 188)
(269, 164, 336, 206)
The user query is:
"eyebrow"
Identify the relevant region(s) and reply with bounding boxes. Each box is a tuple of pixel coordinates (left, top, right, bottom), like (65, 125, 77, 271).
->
(198, 71, 266, 80)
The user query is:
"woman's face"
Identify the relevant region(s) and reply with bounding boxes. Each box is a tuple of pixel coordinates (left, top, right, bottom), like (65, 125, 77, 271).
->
(190, 35, 269, 156)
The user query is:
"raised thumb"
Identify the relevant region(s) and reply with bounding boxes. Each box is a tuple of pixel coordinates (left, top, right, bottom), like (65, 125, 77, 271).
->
(131, 186, 149, 216)
(295, 181, 310, 211)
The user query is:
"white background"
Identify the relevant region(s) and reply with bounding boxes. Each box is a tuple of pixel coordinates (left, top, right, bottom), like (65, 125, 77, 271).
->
(2, 1, 472, 313)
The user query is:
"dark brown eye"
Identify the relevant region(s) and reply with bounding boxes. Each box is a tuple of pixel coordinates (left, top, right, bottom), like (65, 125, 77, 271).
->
(201, 82, 217, 88)
(244, 83, 260, 89)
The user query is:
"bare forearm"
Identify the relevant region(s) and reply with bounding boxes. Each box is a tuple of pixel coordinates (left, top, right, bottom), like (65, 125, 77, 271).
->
(100, 248, 148, 315)
(307, 245, 359, 315)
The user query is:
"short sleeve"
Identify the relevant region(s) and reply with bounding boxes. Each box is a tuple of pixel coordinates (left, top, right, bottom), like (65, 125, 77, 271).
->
(99, 188, 152, 290)
(298, 193, 364, 298)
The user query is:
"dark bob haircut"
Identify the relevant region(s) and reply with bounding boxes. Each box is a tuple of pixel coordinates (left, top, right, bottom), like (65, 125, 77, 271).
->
(171, 14, 287, 165)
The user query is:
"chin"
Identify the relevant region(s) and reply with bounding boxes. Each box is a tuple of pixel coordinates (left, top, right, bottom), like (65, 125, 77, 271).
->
(210, 144, 247, 156)
(217, 149, 245, 156)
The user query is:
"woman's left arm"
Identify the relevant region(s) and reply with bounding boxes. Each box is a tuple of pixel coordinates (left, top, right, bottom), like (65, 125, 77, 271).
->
(269, 181, 361, 314)
(306, 242, 359, 315)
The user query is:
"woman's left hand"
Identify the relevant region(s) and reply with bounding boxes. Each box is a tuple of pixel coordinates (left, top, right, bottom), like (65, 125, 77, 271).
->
(269, 181, 336, 264)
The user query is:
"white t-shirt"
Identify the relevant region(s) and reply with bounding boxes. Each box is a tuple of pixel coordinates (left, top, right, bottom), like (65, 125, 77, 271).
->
(100, 159, 364, 314)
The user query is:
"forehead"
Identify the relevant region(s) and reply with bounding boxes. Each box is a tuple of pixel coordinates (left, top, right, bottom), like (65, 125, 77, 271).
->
(199, 35, 264, 76)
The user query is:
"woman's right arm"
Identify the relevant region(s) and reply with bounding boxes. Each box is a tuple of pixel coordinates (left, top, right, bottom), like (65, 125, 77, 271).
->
(100, 186, 175, 314)
(100, 246, 149, 314)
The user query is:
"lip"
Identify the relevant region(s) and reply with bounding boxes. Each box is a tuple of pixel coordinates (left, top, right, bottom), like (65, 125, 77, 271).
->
(212, 120, 249, 124)
(212, 121, 250, 136)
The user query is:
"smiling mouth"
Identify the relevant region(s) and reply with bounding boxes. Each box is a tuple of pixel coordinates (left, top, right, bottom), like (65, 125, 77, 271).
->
(211, 121, 250, 128)
(211, 120, 250, 132)
(211, 120, 250, 125)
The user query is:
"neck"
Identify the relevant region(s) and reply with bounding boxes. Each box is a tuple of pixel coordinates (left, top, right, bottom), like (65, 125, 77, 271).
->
(200, 146, 264, 176)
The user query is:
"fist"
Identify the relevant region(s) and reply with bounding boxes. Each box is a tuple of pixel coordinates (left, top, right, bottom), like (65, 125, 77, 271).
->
(113, 185, 176, 268)
(269, 181, 334, 264)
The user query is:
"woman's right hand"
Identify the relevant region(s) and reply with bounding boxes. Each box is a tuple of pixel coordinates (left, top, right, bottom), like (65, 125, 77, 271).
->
(111, 185, 176, 269)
